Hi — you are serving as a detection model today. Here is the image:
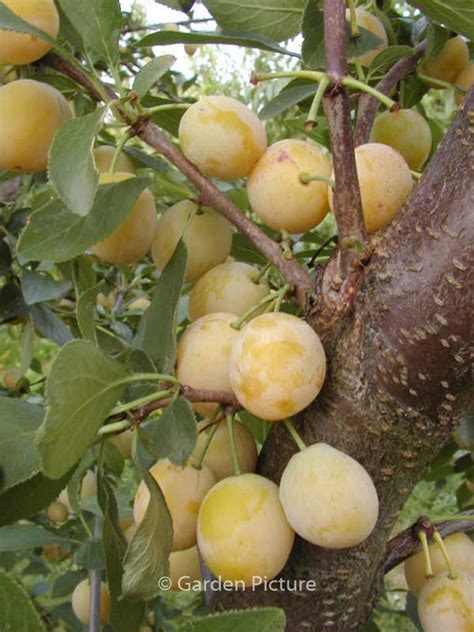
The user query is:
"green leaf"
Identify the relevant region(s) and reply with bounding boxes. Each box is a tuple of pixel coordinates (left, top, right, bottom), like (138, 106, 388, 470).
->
(425, 22, 449, 57)
(0, 469, 74, 527)
(190, 608, 286, 631)
(17, 177, 151, 263)
(202, 0, 305, 42)
(30, 304, 73, 346)
(259, 83, 318, 119)
(0, 241, 12, 276)
(0, 398, 43, 492)
(58, 0, 122, 63)
(133, 55, 176, 100)
(407, 0, 474, 40)
(0, 2, 56, 47)
(141, 398, 197, 467)
(75, 539, 105, 570)
(368, 46, 415, 77)
(0, 569, 47, 632)
(36, 339, 130, 478)
(20, 321, 35, 376)
(98, 476, 145, 631)
(21, 270, 72, 305)
(122, 146, 168, 172)
(0, 281, 29, 324)
(48, 108, 105, 217)
(76, 281, 104, 344)
(454, 409, 474, 449)
(135, 29, 297, 57)
(122, 457, 173, 601)
(0, 525, 69, 552)
(135, 240, 187, 373)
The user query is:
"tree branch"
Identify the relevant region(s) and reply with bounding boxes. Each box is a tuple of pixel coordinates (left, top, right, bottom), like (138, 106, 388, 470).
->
(323, 0, 367, 275)
(384, 512, 474, 573)
(43, 52, 313, 308)
(354, 40, 427, 146)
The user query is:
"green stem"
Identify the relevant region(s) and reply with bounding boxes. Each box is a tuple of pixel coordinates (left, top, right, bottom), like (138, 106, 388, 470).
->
(299, 174, 336, 188)
(108, 388, 175, 417)
(348, 0, 360, 38)
(433, 532, 458, 580)
(435, 515, 474, 523)
(231, 284, 290, 330)
(418, 70, 467, 95)
(411, 170, 422, 181)
(226, 412, 241, 476)
(355, 60, 365, 83)
(194, 421, 219, 470)
(253, 70, 326, 84)
(283, 419, 307, 452)
(251, 262, 271, 284)
(98, 420, 131, 436)
(418, 530, 434, 579)
(305, 76, 331, 129)
(129, 372, 178, 385)
(110, 132, 131, 174)
(342, 76, 397, 110)
(147, 103, 191, 115)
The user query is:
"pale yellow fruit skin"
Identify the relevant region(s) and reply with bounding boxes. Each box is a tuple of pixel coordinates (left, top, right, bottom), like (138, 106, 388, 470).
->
(108, 429, 133, 459)
(96, 290, 116, 309)
(247, 139, 331, 234)
(133, 459, 216, 551)
(404, 532, 474, 597)
(0, 79, 71, 172)
(417, 572, 474, 632)
(454, 63, 474, 106)
(71, 579, 110, 625)
(2, 368, 21, 391)
(169, 546, 202, 590)
(47, 501, 69, 524)
(58, 470, 96, 510)
(421, 36, 469, 88)
(188, 261, 270, 321)
(93, 145, 135, 174)
(176, 313, 239, 417)
(151, 200, 232, 283)
(328, 143, 413, 234)
(279, 443, 379, 548)
(346, 8, 388, 67)
(0, 0, 59, 65)
(197, 473, 294, 585)
(90, 172, 157, 265)
(179, 95, 267, 179)
(229, 312, 326, 421)
(184, 44, 198, 57)
(370, 109, 432, 170)
(126, 297, 150, 311)
(192, 419, 257, 480)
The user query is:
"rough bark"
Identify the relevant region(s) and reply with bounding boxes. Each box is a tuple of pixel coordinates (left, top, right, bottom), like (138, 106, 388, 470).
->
(212, 91, 473, 630)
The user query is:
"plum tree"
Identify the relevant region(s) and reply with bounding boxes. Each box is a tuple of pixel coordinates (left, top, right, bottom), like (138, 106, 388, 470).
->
(420, 36, 469, 87)
(169, 546, 202, 590)
(328, 142, 413, 233)
(46, 500, 69, 524)
(192, 419, 258, 480)
(454, 63, 474, 106)
(71, 579, 110, 625)
(279, 443, 379, 548)
(369, 109, 432, 170)
(0, 79, 71, 172)
(404, 532, 474, 597)
(178, 95, 267, 179)
(247, 139, 332, 233)
(2, 368, 21, 391)
(133, 459, 216, 551)
(229, 312, 326, 421)
(90, 172, 157, 265)
(197, 473, 294, 585)
(0, 0, 59, 65)
(346, 8, 388, 67)
(151, 200, 233, 283)
(417, 572, 474, 631)
(188, 261, 270, 321)
(176, 312, 240, 417)
(93, 145, 135, 174)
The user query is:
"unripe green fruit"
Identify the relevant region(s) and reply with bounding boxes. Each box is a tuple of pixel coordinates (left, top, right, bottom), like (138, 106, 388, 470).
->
(93, 145, 135, 174)
(229, 312, 326, 421)
(404, 532, 474, 597)
(417, 572, 474, 631)
(179, 95, 267, 179)
(47, 501, 69, 524)
(0, 79, 72, 173)
(151, 200, 232, 283)
(71, 579, 110, 625)
(170, 546, 202, 590)
(454, 63, 474, 106)
(133, 459, 216, 551)
(421, 36, 469, 88)
(188, 261, 270, 321)
(247, 139, 331, 233)
(176, 312, 240, 417)
(90, 172, 157, 265)
(370, 109, 432, 170)
(328, 143, 413, 234)
(197, 473, 294, 585)
(2, 368, 22, 391)
(279, 443, 379, 548)
(193, 419, 258, 480)
(346, 8, 388, 67)
(0, 0, 59, 65)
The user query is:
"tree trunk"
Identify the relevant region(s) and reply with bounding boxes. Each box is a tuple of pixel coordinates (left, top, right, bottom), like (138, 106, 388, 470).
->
(212, 91, 473, 630)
